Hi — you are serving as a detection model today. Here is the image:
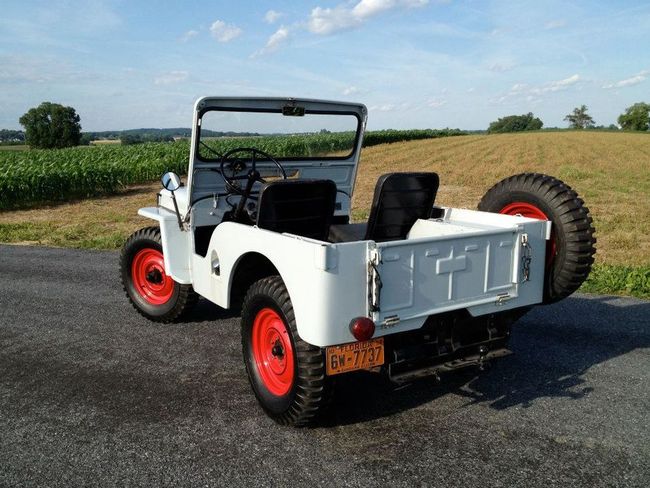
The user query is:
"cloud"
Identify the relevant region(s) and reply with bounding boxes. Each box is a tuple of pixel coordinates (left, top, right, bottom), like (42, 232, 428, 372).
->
(252, 26, 290, 57)
(308, 6, 361, 34)
(253, 1, 430, 54)
(0, 55, 102, 84)
(545, 19, 566, 30)
(492, 75, 581, 105)
(510, 83, 528, 93)
(0, 55, 54, 83)
(47, 0, 122, 33)
(179, 29, 199, 42)
(369, 101, 416, 112)
(353, 0, 429, 19)
(265, 10, 283, 24)
(370, 104, 396, 112)
(427, 98, 446, 109)
(343, 86, 360, 95)
(529, 74, 580, 94)
(307, 0, 429, 35)
(210, 20, 242, 42)
(603, 70, 648, 89)
(154, 70, 189, 85)
(488, 61, 516, 73)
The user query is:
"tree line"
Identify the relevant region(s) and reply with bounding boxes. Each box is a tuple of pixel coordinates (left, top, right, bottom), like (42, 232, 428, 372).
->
(6, 100, 650, 149)
(489, 102, 650, 134)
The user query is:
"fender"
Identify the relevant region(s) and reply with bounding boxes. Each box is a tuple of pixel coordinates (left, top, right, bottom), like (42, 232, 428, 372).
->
(137, 207, 192, 284)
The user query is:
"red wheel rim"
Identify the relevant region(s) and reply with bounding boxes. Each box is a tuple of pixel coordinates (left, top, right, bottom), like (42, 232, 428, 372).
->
(500, 202, 556, 266)
(131, 248, 174, 305)
(251, 308, 295, 396)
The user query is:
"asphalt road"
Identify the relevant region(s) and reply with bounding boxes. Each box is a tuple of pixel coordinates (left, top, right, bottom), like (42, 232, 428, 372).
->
(1, 244, 648, 487)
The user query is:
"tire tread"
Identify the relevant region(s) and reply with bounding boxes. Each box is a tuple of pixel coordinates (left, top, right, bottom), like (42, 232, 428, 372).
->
(120, 226, 198, 322)
(478, 173, 596, 302)
(241, 275, 332, 426)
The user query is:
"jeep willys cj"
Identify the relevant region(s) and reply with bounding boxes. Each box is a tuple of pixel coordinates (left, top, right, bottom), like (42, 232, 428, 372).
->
(120, 97, 596, 425)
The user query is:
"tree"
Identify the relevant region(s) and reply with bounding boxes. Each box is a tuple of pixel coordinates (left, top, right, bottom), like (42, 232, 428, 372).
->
(564, 105, 595, 129)
(120, 134, 143, 145)
(0, 129, 25, 143)
(487, 112, 543, 134)
(617, 102, 650, 131)
(19, 102, 82, 149)
(79, 133, 94, 146)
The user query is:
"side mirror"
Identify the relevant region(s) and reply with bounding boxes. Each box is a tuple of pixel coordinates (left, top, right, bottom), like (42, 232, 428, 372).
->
(160, 172, 184, 231)
(161, 172, 181, 192)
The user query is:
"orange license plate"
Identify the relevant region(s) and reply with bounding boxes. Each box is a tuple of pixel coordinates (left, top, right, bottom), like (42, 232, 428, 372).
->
(326, 338, 384, 376)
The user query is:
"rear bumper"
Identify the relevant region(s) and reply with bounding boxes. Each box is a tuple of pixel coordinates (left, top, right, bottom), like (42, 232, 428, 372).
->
(381, 309, 521, 383)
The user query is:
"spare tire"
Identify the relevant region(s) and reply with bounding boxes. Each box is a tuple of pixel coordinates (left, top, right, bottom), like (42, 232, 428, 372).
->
(478, 173, 596, 303)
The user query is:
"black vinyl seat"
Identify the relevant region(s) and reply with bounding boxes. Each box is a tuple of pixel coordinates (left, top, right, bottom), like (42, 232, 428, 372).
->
(329, 172, 440, 243)
(256, 179, 337, 241)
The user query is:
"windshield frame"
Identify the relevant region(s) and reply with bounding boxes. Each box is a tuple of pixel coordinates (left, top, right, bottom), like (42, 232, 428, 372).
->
(195, 106, 362, 163)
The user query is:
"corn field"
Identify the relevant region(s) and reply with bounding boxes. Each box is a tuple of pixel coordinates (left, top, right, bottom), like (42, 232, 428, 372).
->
(0, 129, 465, 209)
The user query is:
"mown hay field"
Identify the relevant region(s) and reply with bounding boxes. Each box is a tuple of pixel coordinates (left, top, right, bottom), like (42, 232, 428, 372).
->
(355, 131, 650, 268)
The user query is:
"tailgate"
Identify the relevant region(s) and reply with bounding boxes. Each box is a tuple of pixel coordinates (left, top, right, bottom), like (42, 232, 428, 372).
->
(372, 224, 542, 326)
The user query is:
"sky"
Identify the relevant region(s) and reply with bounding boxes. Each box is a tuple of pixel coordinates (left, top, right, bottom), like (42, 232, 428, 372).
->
(1, 0, 649, 131)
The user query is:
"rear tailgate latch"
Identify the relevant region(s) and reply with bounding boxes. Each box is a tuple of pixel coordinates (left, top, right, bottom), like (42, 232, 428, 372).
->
(368, 247, 382, 312)
(520, 233, 532, 282)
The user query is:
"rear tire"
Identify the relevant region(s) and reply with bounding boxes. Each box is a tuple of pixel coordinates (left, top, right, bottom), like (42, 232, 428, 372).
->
(478, 173, 596, 303)
(120, 226, 197, 322)
(241, 275, 331, 426)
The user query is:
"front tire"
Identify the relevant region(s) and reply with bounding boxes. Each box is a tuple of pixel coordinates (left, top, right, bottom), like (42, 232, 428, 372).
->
(241, 276, 331, 426)
(120, 226, 197, 322)
(478, 173, 596, 303)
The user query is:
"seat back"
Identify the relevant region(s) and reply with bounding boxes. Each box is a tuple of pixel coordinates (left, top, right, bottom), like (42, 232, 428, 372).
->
(256, 179, 337, 241)
(365, 172, 440, 242)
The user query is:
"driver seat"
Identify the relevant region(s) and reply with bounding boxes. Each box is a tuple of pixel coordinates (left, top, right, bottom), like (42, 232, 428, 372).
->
(256, 179, 337, 241)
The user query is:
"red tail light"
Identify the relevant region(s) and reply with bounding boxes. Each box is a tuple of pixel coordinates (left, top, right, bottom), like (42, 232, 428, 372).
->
(350, 317, 375, 342)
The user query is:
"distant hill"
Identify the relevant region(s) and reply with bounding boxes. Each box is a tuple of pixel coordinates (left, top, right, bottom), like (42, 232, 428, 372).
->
(84, 128, 262, 140)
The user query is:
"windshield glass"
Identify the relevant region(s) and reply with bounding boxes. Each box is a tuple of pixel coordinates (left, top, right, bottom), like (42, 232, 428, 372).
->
(197, 109, 359, 161)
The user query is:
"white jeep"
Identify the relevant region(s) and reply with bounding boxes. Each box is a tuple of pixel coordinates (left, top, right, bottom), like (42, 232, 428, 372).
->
(120, 97, 596, 426)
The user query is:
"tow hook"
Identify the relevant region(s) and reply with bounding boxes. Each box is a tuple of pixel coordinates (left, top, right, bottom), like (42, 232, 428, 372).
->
(478, 345, 489, 371)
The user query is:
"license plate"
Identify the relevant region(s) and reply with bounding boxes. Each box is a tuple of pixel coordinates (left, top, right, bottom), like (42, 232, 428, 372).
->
(326, 338, 385, 376)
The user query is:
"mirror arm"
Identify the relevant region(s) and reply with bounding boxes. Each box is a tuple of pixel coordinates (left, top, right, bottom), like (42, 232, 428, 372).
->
(160, 172, 185, 231)
(170, 190, 185, 231)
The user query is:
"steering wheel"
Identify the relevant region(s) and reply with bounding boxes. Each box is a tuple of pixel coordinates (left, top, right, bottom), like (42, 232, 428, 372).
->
(220, 147, 287, 221)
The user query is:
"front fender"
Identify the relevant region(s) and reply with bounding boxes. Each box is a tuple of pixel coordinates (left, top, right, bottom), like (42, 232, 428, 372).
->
(137, 207, 192, 284)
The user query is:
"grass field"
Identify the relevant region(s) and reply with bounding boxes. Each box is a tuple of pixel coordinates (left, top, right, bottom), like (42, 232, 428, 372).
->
(1, 131, 649, 297)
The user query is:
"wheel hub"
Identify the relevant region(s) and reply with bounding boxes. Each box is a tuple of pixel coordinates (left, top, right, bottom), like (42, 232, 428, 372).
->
(146, 268, 163, 284)
(271, 340, 284, 358)
(131, 248, 174, 305)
